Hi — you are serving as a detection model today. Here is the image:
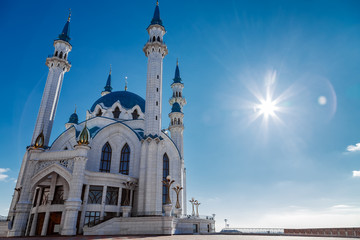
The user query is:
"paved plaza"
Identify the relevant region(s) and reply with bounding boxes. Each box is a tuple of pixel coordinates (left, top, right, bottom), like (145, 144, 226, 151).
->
(0, 235, 351, 240)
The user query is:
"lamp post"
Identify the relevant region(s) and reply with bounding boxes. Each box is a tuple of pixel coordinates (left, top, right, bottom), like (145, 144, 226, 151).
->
(172, 185, 183, 209)
(189, 198, 196, 216)
(194, 200, 201, 217)
(162, 175, 175, 205)
(172, 185, 183, 218)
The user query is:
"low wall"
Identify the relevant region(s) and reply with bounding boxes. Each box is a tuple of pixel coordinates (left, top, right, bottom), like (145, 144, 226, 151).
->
(285, 228, 360, 238)
(83, 216, 174, 235)
(83, 216, 216, 236)
(0, 222, 8, 237)
(175, 217, 215, 234)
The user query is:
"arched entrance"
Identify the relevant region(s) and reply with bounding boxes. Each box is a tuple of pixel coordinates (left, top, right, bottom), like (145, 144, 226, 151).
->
(27, 168, 70, 236)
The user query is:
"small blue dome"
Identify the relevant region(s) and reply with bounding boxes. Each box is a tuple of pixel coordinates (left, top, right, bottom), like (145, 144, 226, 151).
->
(68, 112, 78, 124)
(171, 102, 182, 113)
(90, 91, 145, 113)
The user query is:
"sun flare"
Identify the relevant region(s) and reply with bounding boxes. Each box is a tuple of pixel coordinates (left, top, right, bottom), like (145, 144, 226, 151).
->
(257, 99, 278, 118)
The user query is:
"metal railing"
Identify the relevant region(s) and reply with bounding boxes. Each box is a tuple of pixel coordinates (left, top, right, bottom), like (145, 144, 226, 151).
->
(221, 228, 284, 235)
(131, 211, 164, 217)
(87, 215, 114, 227)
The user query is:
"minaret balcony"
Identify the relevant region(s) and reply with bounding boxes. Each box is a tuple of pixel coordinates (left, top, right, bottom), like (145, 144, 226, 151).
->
(47, 54, 71, 65)
(169, 97, 186, 106)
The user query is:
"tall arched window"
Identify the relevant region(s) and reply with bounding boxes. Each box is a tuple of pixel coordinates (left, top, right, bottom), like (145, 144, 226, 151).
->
(59, 51, 63, 58)
(162, 153, 169, 204)
(96, 109, 102, 117)
(157, 36, 160, 42)
(113, 106, 121, 119)
(100, 142, 112, 172)
(119, 144, 130, 175)
(132, 109, 139, 120)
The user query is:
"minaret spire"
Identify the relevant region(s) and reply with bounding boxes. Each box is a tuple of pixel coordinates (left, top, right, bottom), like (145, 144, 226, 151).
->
(58, 9, 71, 42)
(150, 0, 163, 27)
(102, 65, 112, 96)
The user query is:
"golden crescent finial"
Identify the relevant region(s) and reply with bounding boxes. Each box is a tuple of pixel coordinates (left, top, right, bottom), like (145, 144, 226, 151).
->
(68, 8, 71, 22)
(176, 58, 179, 66)
(156, 0, 159, 6)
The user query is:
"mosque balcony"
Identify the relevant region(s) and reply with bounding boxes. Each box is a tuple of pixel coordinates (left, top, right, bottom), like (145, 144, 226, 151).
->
(169, 97, 186, 106)
(47, 54, 71, 65)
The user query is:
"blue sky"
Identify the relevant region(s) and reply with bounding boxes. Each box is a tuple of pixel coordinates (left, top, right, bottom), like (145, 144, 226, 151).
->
(1, 0, 360, 230)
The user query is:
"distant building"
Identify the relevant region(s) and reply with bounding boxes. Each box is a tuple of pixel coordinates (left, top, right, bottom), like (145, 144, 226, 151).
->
(7, 2, 214, 236)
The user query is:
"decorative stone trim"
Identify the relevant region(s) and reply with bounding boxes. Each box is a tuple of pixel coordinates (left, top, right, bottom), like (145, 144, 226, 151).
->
(33, 159, 74, 175)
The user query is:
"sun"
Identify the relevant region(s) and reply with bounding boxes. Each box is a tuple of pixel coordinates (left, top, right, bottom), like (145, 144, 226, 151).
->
(257, 98, 278, 119)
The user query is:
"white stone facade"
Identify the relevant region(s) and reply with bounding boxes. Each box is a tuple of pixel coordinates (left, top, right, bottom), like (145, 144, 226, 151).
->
(6, 3, 214, 237)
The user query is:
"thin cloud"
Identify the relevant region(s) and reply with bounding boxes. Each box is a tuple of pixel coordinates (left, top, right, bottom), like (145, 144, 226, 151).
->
(0, 168, 9, 181)
(352, 170, 360, 177)
(346, 143, 360, 152)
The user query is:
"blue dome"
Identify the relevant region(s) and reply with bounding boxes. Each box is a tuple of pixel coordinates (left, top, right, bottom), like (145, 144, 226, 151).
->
(90, 91, 145, 113)
(171, 102, 182, 113)
(68, 112, 78, 124)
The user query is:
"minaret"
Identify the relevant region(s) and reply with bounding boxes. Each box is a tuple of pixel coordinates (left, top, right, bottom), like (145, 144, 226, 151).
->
(101, 66, 112, 96)
(31, 12, 72, 147)
(169, 60, 186, 156)
(143, 0, 168, 136)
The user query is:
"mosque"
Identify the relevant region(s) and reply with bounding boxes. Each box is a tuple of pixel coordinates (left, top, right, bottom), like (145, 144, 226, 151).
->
(6, 2, 215, 237)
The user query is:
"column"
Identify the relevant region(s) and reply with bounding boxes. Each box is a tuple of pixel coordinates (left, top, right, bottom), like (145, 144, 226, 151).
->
(61, 147, 88, 235)
(41, 211, 50, 236)
(117, 187, 122, 217)
(78, 184, 89, 234)
(100, 185, 107, 219)
(29, 187, 43, 236)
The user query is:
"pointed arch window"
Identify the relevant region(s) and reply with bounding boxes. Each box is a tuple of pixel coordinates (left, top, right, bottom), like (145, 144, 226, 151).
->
(153, 36, 156, 42)
(132, 109, 139, 120)
(113, 106, 121, 119)
(119, 144, 130, 175)
(100, 142, 112, 172)
(162, 153, 169, 204)
(64, 53, 67, 59)
(55, 51, 58, 57)
(59, 51, 63, 59)
(96, 109, 102, 117)
(157, 36, 160, 42)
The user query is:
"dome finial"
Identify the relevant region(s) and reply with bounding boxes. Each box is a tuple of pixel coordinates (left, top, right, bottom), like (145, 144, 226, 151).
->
(77, 123, 89, 145)
(68, 8, 71, 22)
(34, 130, 45, 148)
(176, 58, 179, 66)
(156, 0, 159, 6)
(74, 104, 77, 113)
(109, 64, 112, 75)
(125, 76, 128, 91)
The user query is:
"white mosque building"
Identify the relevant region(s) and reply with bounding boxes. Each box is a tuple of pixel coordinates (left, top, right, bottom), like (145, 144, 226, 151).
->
(6, 2, 214, 237)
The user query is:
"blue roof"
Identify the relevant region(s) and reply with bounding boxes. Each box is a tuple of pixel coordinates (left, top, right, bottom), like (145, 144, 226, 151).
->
(173, 63, 182, 83)
(68, 112, 78, 124)
(171, 102, 182, 113)
(90, 91, 145, 112)
(58, 19, 70, 42)
(150, 1, 163, 27)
